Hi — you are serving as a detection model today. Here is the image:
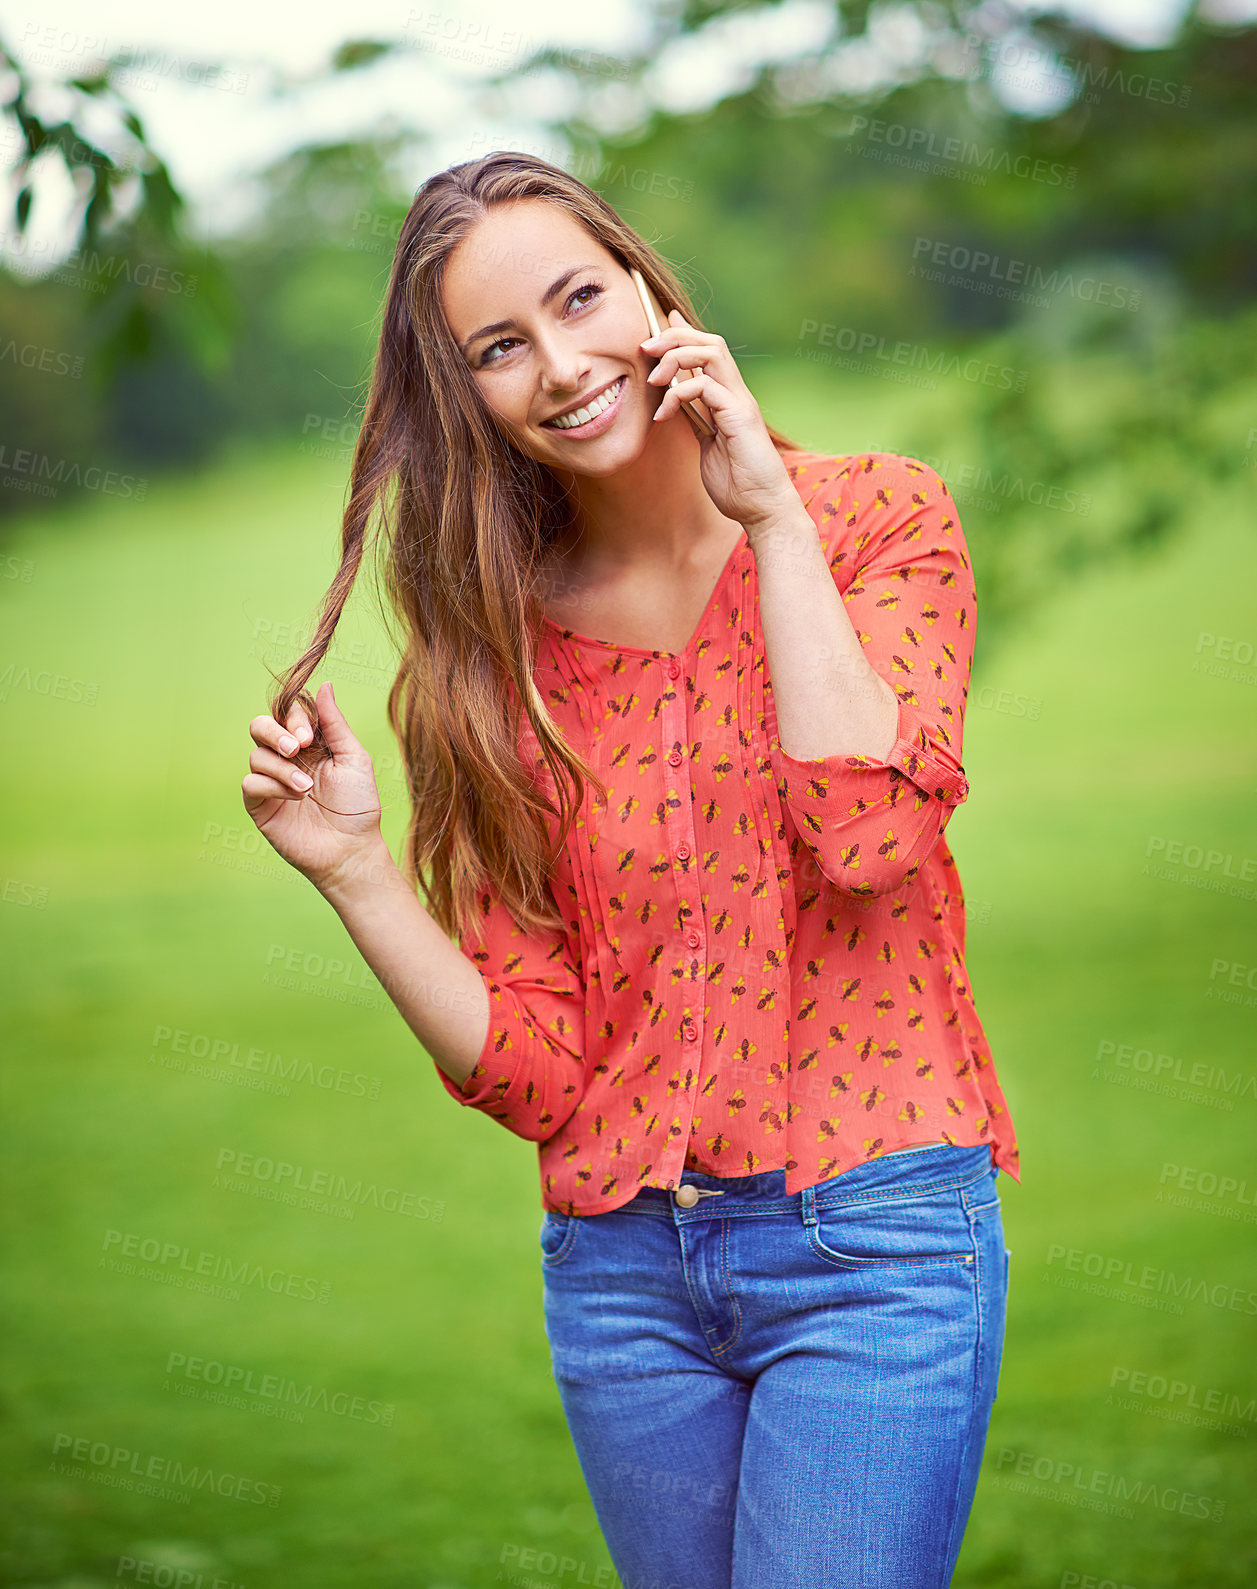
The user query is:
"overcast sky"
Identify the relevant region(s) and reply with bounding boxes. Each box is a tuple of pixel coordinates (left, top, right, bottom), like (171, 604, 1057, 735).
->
(4, 0, 1251, 259)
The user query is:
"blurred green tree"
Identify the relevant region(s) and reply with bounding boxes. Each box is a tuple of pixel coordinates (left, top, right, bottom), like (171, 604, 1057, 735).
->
(1, 0, 1253, 654)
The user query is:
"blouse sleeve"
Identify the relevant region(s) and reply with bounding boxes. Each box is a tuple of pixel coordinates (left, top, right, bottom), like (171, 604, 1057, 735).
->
(770, 453, 974, 899)
(436, 880, 586, 1143)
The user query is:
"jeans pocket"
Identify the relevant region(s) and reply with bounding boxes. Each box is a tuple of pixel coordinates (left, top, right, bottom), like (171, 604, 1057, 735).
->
(539, 1210, 580, 1266)
(807, 1187, 977, 1271)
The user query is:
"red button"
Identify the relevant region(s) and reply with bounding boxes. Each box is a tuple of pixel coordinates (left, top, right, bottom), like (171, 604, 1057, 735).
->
(667, 661, 681, 679)
(683, 1024, 699, 1042)
(676, 842, 690, 860)
(668, 749, 683, 768)
(687, 931, 700, 948)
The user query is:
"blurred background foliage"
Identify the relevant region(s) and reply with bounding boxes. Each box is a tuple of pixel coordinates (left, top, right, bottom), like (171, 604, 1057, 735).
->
(1, 0, 1255, 645)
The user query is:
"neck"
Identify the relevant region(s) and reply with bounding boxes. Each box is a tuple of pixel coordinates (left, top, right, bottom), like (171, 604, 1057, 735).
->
(549, 420, 740, 576)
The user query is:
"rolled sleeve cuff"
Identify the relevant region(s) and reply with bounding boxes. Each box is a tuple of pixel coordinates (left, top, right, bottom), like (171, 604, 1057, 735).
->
(434, 1019, 518, 1111)
(773, 695, 969, 809)
(433, 1011, 569, 1141)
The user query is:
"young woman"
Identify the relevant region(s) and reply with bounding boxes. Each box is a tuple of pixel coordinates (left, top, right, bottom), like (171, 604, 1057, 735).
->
(241, 151, 1021, 1589)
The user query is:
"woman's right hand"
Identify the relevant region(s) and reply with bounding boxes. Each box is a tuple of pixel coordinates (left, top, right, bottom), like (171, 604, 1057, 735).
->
(242, 680, 386, 893)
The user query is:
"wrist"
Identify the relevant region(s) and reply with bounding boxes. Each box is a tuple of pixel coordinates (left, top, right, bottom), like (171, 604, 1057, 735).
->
(742, 494, 814, 549)
(314, 837, 401, 909)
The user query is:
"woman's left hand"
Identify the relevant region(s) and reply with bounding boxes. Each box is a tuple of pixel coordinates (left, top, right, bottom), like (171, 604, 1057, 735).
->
(642, 309, 798, 534)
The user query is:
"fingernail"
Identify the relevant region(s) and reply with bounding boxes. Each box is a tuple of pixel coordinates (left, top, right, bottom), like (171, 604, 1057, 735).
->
(280, 734, 298, 754)
(293, 772, 313, 790)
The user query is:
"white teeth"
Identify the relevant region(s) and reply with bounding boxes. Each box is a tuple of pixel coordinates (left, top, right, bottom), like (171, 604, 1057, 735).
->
(546, 376, 624, 430)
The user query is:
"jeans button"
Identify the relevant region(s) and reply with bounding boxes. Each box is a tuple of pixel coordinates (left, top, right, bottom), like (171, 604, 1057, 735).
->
(675, 1185, 700, 1208)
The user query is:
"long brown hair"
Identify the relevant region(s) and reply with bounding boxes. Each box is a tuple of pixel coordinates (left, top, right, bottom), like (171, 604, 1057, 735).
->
(267, 150, 803, 941)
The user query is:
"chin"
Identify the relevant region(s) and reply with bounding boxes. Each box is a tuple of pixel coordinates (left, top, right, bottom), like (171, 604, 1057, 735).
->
(571, 441, 650, 478)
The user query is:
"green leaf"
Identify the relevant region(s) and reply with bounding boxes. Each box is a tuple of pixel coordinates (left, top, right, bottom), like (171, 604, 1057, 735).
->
(330, 40, 394, 71)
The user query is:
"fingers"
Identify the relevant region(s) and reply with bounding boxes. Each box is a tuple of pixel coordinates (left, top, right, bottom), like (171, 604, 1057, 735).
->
(646, 344, 718, 386)
(648, 345, 746, 405)
(310, 679, 363, 760)
(650, 308, 709, 339)
(648, 351, 718, 390)
(653, 370, 717, 422)
(641, 315, 723, 354)
(285, 700, 315, 746)
(248, 681, 360, 775)
(249, 708, 313, 759)
(241, 770, 308, 809)
(249, 743, 314, 793)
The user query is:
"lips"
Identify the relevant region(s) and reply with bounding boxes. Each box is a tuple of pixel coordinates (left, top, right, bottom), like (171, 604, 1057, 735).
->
(542, 375, 626, 430)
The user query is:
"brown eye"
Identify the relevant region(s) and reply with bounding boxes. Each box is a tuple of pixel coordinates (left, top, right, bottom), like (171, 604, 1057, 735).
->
(479, 281, 604, 367)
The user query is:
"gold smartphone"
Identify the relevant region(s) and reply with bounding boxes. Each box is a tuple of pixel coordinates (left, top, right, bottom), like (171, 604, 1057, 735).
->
(630, 267, 717, 440)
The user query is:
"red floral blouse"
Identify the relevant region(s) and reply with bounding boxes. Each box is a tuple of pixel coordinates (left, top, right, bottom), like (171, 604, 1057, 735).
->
(436, 449, 1021, 1215)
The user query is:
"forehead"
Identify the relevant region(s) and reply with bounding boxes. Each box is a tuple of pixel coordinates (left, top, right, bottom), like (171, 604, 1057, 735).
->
(442, 197, 610, 321)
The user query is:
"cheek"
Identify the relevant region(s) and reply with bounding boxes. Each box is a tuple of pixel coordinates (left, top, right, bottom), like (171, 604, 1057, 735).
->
(475, 372, 524, 421)
(474, 378, 541, 449)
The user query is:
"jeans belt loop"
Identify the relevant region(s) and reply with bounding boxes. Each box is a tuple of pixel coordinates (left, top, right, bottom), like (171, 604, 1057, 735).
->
(801, 1184, 818, 1228)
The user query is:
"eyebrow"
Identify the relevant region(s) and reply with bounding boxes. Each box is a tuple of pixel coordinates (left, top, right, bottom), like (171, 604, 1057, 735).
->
(459, 264, 599, 356)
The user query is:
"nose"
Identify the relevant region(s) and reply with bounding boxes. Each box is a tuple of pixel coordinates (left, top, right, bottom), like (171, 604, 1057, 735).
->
(534, 327, 591, 402)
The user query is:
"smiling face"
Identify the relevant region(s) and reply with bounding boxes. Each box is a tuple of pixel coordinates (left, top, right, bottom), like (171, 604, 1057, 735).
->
(441, 197, 663, 479)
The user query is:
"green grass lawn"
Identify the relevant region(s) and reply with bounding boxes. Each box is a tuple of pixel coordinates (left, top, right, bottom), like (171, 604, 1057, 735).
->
(2, 399, 1254, 1588)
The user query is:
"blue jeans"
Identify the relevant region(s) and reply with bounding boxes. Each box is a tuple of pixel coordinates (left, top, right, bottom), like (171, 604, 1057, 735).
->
(539, 1144, 1009, 1589)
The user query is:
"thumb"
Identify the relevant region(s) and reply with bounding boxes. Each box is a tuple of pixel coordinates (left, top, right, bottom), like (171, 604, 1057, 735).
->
(313, 680, 362, 759)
